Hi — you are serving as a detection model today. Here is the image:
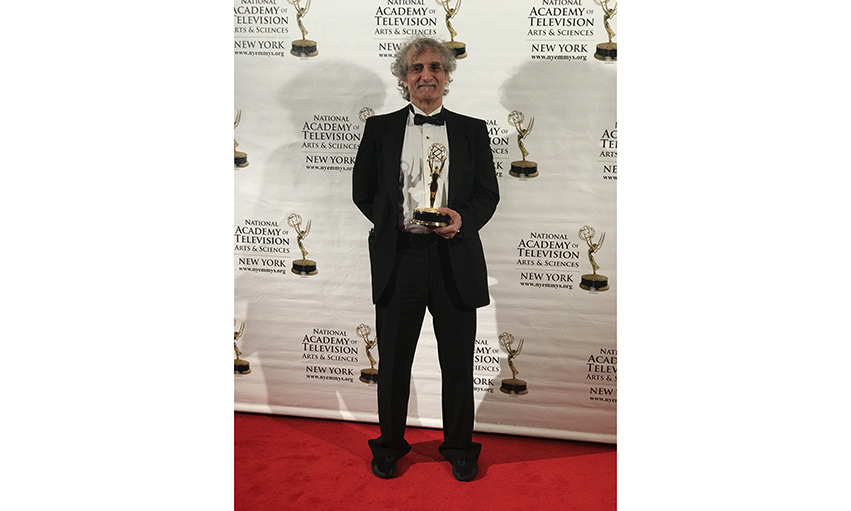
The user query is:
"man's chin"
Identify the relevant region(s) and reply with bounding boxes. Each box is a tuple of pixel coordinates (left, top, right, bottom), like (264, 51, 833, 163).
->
(412, 91, 442, 102)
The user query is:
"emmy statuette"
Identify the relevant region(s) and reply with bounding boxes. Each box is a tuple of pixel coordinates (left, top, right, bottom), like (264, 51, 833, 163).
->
(288, 213, 318, 275)
(288, 0, 318, 58)
(234, 321, 251, 374)
(437, 0, 466, 59)
(499, 332, 528, 395)
(578, 225, 609, 291)
(508, 110, 538, 178)
(412, 143, 451, 227)
(593, 0, 617, 61)
(358, 107, 375, 124)
(234, 110, 249, 168)
(356, 323, 379, 385)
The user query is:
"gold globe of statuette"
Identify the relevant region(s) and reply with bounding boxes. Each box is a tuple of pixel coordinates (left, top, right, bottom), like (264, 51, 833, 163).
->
(358, 107, 375, 124)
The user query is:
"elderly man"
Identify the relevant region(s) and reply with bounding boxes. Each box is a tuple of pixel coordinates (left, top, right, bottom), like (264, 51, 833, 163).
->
(352, 37, 499, 482)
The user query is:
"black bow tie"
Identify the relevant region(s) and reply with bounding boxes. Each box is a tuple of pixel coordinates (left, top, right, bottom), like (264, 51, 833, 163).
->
(413, 110, 445, 126)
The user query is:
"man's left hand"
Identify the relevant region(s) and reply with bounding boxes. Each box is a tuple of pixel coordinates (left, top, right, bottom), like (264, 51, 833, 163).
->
(433, 207, 462, 240)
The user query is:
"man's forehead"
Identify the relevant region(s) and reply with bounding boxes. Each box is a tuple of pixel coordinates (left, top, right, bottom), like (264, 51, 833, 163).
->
(407, 49, 442, 66)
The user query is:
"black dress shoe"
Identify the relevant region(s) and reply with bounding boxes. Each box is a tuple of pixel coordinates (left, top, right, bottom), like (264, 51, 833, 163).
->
(451, 459, 478, 482)
(371, 456, 398, 479)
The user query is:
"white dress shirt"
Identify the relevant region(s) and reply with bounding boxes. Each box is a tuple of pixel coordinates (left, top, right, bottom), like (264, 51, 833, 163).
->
(399, 104, 450, 233)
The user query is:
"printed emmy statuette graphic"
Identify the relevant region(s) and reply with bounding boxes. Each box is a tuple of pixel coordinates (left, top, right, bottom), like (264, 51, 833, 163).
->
(359, 107, 375, 124)
(412, 143, 450, 227)
(356, 323, 379, 385)
(499, 332, 529, 395)
(508, 110, 538, 178)
(234, 321, 251, 374)
(289, 0, 318, 58)
(578, 225, 609, 291)
(593, 0, 617, 61)
(234, 110, 249, 168)
(437, 0, 466, 59)
(288, 213, 319, 275)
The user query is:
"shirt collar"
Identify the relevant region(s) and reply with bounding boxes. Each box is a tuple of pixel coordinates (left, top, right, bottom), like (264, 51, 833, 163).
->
(409, 103, 444, 117)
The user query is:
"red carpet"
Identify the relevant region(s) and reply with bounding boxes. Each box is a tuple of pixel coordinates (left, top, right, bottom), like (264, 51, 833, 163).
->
(235, 413, 616, 510)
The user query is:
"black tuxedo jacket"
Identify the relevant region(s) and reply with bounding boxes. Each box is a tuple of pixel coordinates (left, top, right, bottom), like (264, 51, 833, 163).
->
(352, 105, 500, 308)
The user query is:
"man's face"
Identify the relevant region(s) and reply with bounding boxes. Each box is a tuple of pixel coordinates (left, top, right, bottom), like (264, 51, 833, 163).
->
(402, 48, 448, 110)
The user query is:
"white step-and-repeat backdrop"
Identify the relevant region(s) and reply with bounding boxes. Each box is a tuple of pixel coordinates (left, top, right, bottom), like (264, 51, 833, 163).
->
(234, 0, 617, 443)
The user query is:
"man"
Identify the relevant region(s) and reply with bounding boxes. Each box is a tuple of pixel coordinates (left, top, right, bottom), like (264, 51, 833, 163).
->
(352, 37, 499, 482)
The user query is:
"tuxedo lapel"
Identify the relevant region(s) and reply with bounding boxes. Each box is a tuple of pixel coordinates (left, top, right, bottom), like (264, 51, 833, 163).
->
(444, 109, 468, 208)
(379, 107, 409, 209)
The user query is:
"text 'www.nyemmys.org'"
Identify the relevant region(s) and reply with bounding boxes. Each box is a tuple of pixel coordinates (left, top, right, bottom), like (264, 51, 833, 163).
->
(234, 50, 288, 57)
(306, 374, 354, 383)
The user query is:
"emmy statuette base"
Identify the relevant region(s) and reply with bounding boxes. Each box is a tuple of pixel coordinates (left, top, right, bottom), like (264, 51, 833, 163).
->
(500, 378, 529, 395)
(292, 259, 318, 276)
(235, 359, 251, 375)
(446, 41, 467, 59)
(235, 151, 249, 168)
(291, 39, 319, 58)
(580, 274, 609, 292)
(510, 160, 539, 178)
(594, 42, 617, 62)
(359, 368, 378, 385)
(412, 208, 450, 228)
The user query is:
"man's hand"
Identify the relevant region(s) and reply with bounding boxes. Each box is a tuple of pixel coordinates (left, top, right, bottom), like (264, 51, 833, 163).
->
(433, 207, 462, 240)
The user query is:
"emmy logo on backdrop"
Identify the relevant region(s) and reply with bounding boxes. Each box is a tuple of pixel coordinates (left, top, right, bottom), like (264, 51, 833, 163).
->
(578, 225, 609, 291)
(508, 110, 538, 178)
(436, 0, 467, 59)
(356, 323, 379, 385)
(593, 0, 617, 61)
(234, 110, 249, 168)
(288, 0, 318, 58)
(412, 143, 451, 227)
(234, 321, 251, 375)
(288, 213, 318, 275)
(499, 332, 528, 395)
(358, 107, 375, 124)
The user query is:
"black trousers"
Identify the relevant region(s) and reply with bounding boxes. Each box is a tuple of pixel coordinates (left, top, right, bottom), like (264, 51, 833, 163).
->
(368, 231, 482, 463)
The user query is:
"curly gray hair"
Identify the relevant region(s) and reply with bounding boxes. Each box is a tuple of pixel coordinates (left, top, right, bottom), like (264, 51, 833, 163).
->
(390, 37, 457, 101)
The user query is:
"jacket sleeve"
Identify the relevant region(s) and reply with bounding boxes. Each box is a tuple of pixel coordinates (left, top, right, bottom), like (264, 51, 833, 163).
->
(455, 119, 500, 235)
(352, 117, 378, 224)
